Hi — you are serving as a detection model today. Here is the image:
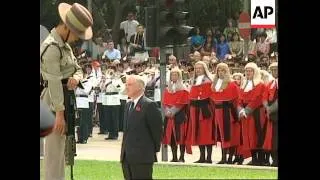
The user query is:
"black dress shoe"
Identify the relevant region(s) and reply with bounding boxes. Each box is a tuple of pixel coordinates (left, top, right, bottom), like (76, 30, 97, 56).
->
(170, 159, 178, 162)
(178, 158, 185, 163)
(77, 140, 87, 144)
(264, 162, 271, 166)
(105, 136, 118, 140)
(247, 160, 259, 166)
(227, 157, 233, 164)
(205, 159, 212, 164)
(194, 159, 206, 163)
(237, 157, 244, 165)
(217, 160, 226, 164)
(232, 156, 240, 164)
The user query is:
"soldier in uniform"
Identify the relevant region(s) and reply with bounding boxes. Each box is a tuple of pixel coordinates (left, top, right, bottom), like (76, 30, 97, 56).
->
(40, 3, 93, 180)
(75, 64, 93, 144)
(115, 60, 127, 131)
(90, 60, 106, 135)
(102, 65, 124, 140)
(84, 64, 95, 137)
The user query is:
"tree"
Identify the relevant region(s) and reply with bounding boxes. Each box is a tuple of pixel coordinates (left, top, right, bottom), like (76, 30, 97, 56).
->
(186, 0, 242, 33)
(109, 0, 136, 46)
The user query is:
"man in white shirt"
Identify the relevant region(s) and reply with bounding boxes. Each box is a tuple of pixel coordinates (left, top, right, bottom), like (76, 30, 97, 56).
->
(265, 28, 277, 54)
(102, 39, 121, 61)
(120, 11, 139, 43)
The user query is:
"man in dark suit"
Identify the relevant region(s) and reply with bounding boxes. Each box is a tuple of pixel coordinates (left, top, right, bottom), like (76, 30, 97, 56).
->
(120, 75, 163, 180)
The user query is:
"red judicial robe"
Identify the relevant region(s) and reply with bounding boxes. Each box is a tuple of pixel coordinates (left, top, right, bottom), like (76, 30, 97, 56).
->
(185, 78, 215, 147)
(211, 81, 241, 148)
(162, 88, 189, 145)
(238, 82, 267, 150)
(263, 79, 278, 151)
(233, 83, 250, 158)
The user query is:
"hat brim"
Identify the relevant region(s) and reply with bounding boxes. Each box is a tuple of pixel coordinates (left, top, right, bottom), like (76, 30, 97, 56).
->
(58, 3, 93, 40)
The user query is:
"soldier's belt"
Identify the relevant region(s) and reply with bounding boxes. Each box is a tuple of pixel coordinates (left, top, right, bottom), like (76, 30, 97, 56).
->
(105, 92, 118, 95)
(42, 79, 69, 87)
(43, 79, 83, 89)
(76, 95, 88, 97)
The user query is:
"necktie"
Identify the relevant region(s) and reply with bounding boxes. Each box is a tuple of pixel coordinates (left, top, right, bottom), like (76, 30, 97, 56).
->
(129, 101, 134, 113)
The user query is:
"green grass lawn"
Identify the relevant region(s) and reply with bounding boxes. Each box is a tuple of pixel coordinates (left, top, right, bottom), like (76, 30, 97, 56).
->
(40, 160, 277, 180)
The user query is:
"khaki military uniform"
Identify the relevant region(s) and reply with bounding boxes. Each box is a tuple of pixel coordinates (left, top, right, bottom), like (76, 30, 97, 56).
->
(40, 28, 83, 180)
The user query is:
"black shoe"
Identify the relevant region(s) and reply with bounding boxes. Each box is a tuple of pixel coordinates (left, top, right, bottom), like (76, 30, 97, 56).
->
(88, 134, 92, 137)
(264, 162, 271, 166)
(105, 136, 118, 140)
(217, 160, 226, 164)
(232, 156, 240, 164)
(77, 140, 87, 144)
(178, 158, 185, 163)
(194, 159, 206, 163)
(271, 162, 278, 167)
(170, 159, 178, 162)
(98, 132, 105, 135)
(227, 157, 233, 164)
(237, 157, 244, 165)
(205, 159, 212, 164)
(247, 160, 259, 166)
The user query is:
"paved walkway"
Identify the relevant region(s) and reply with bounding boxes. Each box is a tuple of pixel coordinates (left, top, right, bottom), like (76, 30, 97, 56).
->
(41, 127, 277, 170)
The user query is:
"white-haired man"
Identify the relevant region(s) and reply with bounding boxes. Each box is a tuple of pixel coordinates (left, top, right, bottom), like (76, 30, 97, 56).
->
(237, 62, 267, 166)
(120, 75, 163, 180)
(185, 61, 215, 163)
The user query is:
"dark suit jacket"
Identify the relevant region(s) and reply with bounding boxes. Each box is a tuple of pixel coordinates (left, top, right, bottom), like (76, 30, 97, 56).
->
(120, 95, 163, 164)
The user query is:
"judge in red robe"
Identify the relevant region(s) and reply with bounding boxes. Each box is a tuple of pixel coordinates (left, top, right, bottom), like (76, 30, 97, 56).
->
(232, 73, 244, 87)
(211, 63, 240, 164)
(237, 62, 267, 166)
(162, 67, 189, 162)
(185, 61, 215, 163)
(263, 62, 278, 167)
(231, 72, 250, 164)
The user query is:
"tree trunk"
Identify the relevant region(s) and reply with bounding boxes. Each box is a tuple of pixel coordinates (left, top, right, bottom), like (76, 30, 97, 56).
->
(111, 0, 123, 46)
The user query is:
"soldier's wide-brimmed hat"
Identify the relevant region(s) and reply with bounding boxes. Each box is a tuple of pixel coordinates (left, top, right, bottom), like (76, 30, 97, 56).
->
(58, 3, 93, 40)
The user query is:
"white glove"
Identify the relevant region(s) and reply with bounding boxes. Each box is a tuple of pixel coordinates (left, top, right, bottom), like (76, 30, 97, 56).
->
(239, 109, 247, 119)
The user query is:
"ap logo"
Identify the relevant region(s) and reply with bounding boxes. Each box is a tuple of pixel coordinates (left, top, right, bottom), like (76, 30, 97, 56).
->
(251, 0, 276, 28)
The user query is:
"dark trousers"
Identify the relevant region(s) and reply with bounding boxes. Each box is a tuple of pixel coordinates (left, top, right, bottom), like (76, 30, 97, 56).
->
(122, 154, 153, 180)
(88, 102, 93, 135)
(97, 103, 107, 133)
(78, 108, 90, 141)
(105, 105, 120, 138)
(119, 100, 127, 132)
